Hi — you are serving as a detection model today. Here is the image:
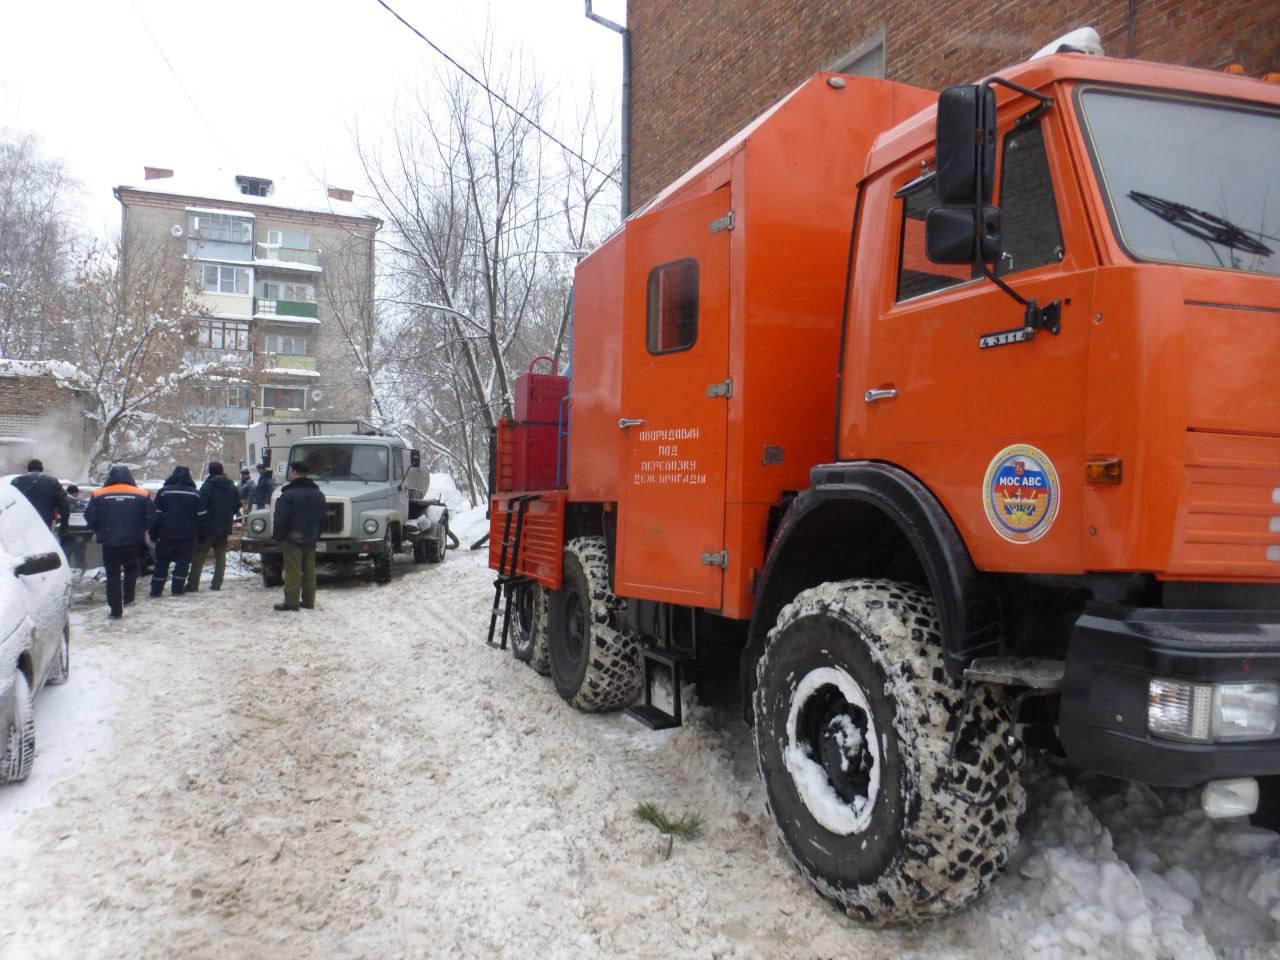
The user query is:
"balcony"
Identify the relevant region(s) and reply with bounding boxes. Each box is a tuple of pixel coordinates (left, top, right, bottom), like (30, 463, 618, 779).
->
(261, 353, 318, 372)
(184, 347, 252, 368)
(254, 298, 318, 320)
(256, 244, 322, 270)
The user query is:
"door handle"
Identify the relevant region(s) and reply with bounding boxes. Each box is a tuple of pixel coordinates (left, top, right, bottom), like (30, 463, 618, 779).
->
(617, 418, 646, 429)
(864, 387, 897, 403)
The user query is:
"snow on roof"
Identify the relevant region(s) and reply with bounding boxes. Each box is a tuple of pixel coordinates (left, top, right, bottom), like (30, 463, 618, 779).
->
(185, 205, 256, 219)
(120, 172, 379, 222)
(253, 258, 322, 273)
(0, 358, 87, 386)
(261, 368, 322, 378)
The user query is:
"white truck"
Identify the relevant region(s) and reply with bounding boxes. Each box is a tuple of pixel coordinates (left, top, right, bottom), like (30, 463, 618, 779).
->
(240, 428, 449, 585)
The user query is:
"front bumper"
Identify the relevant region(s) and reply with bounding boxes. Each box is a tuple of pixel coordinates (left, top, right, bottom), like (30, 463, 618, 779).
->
(1060, 603, 1280, 786)
(242, 538, 388, 558)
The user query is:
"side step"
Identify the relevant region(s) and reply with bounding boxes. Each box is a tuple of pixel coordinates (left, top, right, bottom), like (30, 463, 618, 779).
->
(625, 644, 692, 730)
(486, 494, 537, 650)
(964, 657, 1065, 690)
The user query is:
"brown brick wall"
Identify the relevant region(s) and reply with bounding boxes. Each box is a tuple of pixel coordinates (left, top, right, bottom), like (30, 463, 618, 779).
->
(0, 373, 93, 478)
(627, 1, 1280, 206)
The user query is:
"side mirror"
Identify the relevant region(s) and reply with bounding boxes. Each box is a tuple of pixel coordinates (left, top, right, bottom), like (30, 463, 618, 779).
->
(926, 206, 1002, 265)
(15, 552, 63, 577)
(410, 450, 421, 468)
(935, 85, 996, 204)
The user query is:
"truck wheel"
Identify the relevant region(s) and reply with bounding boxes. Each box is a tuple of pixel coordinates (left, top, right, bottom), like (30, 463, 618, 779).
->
(262, 556, 284, 588)
(1, 670, 36, 784)
(45, 622, 70, 687)
(548, 537, 641, 711)
(424, 519, 447, 564)
(513, 582, 551, 675)
(753, 579, 1023, 924)
(413, 538, 428, 563)
(374, 529, 394, 584)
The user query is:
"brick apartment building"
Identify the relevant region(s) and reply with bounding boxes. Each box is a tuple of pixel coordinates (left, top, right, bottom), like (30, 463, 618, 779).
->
(626, 1, 1280, 208)
(0, 360, 94, 478)
(114, 170, 381, 469)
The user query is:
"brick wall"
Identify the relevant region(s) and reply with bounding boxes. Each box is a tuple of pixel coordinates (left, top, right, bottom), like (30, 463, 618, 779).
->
(627, 1, 1280, 206)
(0, 373, 93, 478)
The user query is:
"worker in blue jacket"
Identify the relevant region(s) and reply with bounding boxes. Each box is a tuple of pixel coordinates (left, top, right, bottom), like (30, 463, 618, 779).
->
(149, 465, 201, 597)
(187, 461, 241, 592)
(84, 465, 154, 619)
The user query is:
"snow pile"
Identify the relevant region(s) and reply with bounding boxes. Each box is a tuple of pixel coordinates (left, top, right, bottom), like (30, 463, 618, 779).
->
(0, 357, 87, 386)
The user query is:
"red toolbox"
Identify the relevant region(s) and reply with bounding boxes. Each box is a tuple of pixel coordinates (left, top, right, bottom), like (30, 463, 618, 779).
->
(514, 356, 569, 423)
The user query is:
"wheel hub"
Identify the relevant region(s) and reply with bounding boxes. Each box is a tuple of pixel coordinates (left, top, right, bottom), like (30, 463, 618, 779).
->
(803, 689, 874, 807)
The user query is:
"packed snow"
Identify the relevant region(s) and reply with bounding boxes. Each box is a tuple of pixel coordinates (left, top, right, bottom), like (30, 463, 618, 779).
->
(1, 536, 1277, 958)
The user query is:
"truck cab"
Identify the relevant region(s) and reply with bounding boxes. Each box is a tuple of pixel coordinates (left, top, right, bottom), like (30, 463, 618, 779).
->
(241, 433, 449, 583)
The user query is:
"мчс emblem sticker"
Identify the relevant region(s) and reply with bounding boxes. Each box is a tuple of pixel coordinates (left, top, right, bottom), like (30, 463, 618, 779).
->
(982, 444, 1060, 543)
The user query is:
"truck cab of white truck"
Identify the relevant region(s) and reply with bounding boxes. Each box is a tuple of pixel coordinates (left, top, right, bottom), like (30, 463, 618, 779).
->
(240, 432, 449, 584)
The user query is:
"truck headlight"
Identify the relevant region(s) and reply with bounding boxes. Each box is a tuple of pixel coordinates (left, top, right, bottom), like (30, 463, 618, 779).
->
(363, 518, 379, 534)
(250, 517, 267, 534)
(1148, 679, 1280, 743)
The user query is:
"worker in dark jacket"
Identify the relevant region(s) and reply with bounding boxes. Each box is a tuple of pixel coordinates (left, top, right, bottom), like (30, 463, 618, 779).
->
(12, 458, 70, 532)
(84, 465, 153, 619)
(271, 461, 325, 611)
(149, 465, 201, 597)
(237, 467, 255, 516)
(187, 461, 241, 592)
(252, 463, 275, 509)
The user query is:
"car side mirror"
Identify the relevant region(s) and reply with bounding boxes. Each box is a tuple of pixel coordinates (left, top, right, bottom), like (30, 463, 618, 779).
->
(15, 552, 62, 577)
(926, 206, 1002, 264)
(410, 450, 421, 468)
(935, 84, 996, 204)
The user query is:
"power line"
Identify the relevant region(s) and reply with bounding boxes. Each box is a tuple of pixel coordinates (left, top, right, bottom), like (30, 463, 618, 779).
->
(371, 0, 620, 187)
(130, 0, 238, 167)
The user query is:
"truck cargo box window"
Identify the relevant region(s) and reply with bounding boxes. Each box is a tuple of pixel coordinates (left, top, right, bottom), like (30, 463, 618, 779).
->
(996, 122, 1063, 276)
(646, 258, 698, 353)
(896, 184, 973, 301)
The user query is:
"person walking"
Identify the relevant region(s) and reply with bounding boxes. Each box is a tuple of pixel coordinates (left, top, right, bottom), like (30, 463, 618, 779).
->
(271, 461, 325, 612)
(84, 465, 153, 619)
(12, 458, 70, 532)
(252, 463, 276, 509)
(237, 467, 255, 516)
(149, 465, 201, 597)
(187, 461, 240, 592)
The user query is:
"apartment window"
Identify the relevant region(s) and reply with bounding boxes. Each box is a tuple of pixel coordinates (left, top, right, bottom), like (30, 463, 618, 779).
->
(201, 264, 250, 295)
(189, 213, 253, 244)
(198, 319, 250, 350)
(236, 176, 273, 197)
(188, 383, 251, 408)
(828, 29, 885, 78)
(262, 280, 315, 303)
(646, 259, 698, 354)
(262, 386, 307, 410)
(265, 228, 309, 250)
(265, 334, 309, 355)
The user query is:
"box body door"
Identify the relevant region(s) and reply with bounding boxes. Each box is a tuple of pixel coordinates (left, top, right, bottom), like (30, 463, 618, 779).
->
(616, 186, 732, 607)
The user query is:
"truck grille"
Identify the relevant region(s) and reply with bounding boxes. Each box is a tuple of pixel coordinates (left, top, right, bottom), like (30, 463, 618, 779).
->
(324, 502, 345, 536)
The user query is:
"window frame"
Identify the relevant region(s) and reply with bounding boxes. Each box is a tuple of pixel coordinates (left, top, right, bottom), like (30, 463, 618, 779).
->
(645, 257, 700, 356)
(201, 264, 250, 296)
(261, 385, 308, 411)
(197, 318, 250, 351)
(993, 118, 1065, 278)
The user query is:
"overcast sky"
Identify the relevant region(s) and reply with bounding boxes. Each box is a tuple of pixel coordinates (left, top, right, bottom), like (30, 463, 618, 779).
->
(0, 0, 624, 235)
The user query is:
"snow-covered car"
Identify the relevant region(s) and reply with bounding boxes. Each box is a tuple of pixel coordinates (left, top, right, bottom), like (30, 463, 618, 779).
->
(0, 481, 71, 783)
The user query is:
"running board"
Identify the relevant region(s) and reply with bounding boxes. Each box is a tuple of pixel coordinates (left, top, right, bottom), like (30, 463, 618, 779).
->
(964, 657, 1065, 690)
(625, 644, 691, 730)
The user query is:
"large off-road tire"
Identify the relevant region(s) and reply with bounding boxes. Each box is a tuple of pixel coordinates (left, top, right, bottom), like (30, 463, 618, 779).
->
(754, 579, 1023, 925)
(373, 529, 394, 584)
(512, 581, 551, 676)
(45, 622, 70, 687)
(548, 537, 641, 711)
(1, 670, 36, 784)
(262, 556, 284, 588)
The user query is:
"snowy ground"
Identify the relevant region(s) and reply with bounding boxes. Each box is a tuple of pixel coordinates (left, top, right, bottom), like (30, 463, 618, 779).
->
(1, 521, 1278, 959)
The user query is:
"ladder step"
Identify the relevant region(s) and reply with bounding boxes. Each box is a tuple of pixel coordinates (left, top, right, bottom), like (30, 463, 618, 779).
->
(625, 703, 682, 731)
(640, 645, 691, 669)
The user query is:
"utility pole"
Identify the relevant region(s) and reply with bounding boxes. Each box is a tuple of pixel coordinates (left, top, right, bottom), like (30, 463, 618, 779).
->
(584, 2, 630, 218)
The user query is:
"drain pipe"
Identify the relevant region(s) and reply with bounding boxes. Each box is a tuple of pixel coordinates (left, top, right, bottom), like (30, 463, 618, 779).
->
(585, 2, 630, 218)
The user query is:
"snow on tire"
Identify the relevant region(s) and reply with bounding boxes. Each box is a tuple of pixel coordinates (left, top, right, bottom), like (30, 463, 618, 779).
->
(45, 622, 70, 687)
(512, 581, 552, 676)
(1, 669, 36, 783)
(753, 579, 1024, 925)
(548, 536, 642, 712)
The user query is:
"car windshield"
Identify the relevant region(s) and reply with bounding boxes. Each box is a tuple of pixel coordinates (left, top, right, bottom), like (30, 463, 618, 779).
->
(291, 443, 388, 483)
(1077, 88, 1280, 276)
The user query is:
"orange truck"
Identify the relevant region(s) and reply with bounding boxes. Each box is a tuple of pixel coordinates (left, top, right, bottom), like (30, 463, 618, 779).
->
(488, 42, 1280, 922)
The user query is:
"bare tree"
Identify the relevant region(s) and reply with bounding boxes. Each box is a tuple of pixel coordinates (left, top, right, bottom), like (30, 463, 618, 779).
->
(357, 39, 619, 503)
(70, 238, 237, 478)
(0, 132, 79, 359)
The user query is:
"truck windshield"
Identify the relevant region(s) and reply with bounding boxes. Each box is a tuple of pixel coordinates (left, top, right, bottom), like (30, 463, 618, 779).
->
(291, 444, 388, 483)
(1077, 88, 1280, 276)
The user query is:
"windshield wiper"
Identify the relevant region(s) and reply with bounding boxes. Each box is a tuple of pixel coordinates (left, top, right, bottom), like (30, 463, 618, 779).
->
(1128, 191, 1274, 259)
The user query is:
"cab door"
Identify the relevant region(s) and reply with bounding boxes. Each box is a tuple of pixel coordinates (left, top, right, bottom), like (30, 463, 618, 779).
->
(858, 112, 1095, 568)
(615, 186, 732, 607)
